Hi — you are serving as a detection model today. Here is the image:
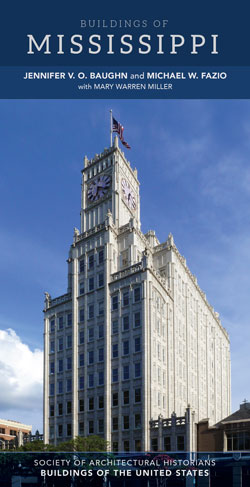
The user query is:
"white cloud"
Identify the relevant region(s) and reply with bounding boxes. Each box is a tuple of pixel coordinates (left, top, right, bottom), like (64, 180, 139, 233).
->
(0, 329, 43, 429)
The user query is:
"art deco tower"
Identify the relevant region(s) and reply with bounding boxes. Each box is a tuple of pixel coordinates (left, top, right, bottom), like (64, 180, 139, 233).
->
(43, 136, 231, 451)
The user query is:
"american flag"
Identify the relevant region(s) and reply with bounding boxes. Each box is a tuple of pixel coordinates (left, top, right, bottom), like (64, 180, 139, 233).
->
(112, 117, 131, 149)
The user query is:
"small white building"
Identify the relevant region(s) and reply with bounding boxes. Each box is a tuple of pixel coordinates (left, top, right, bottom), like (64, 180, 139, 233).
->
(43, 136, 231, 451)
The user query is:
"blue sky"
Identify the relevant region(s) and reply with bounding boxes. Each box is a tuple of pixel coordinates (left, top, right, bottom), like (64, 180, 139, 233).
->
(0, 99, 249, 432)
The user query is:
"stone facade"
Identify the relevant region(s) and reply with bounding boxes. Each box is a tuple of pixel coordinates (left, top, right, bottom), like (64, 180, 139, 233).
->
(43, 136, 231, 451)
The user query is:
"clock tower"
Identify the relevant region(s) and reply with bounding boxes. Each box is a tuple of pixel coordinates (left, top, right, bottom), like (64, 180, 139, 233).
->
(80, 136, 140, 233)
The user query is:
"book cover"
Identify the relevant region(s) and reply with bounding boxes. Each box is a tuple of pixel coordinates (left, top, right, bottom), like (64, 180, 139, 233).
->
(0, 1, 249, 486)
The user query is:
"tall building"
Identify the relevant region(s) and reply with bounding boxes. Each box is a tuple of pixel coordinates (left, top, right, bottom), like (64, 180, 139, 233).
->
(43, 136, 231, 451)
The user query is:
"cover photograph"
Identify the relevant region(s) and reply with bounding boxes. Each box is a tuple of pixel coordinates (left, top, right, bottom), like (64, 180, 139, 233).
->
(0, 1, 250, 486)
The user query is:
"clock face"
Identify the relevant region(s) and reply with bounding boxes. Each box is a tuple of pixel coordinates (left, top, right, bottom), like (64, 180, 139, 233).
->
(87, 175, 111, 202)
(121, 178, 136, 210)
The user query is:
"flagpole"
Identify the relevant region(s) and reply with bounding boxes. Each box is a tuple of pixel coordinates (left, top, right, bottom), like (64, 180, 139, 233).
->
(110, 109, 113, 147)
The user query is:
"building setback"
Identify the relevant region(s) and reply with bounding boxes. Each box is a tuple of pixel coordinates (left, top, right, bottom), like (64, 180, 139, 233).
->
(43, 136, 231, 451)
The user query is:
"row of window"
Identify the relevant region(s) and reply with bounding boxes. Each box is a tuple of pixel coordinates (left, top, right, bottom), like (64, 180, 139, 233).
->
(50, 414, 143, 440)
(112, 362, 141, 382)
(112, 287, 141, 310)
(50, 336, 72, 353)
(49, 288, 141, 332)
(49, 388, 141, 417)
(151, 436, 185, 451)
(49, 362, 141, 395)
(50, 314, 72, 332)
(112, 337, 141, 357)
(79, 249, 104, 274)
(112, 312, 141, 332)
(79, 273, 104, 295)
(50, 338, 141, 373)
(50, 314, 142, 353)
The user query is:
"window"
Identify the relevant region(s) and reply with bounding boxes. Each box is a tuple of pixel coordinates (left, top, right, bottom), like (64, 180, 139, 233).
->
(79, 281, 85, 295)
(98, 301, 104, 316)
(79, 422, 84, 435)
(79, 376, 84, 390)
(88, 277, 94, 291)
(112, 392, 118, 407)
(50, 319, 55, 332)
(123, 390, 129, 405)
(123, 291, 129, 306)
(58, 403, 63, 415)
(135, 439, 141, 452)
(67, 313, 72, 326)
(58, 424, 63, 437)
(124, 440, 130, 452)
(79, 331, 84, 344)
(164, 436, 171, 451)
(123, 340, 129, 355)
(58, 380, 63, 394)
(98, 348, 104, 362)
(112, 417, 118, 431)
(98, 249, 104, 264)
(58, 337, 63, 352)
(112, 343, 118, 358)
(134, 312, 141, 328)
(88, 304, 94, 320)
(58, 316, 64, 330)
(112, 320, 118, 334)
(123, 365, 130, 380)
(66, 334, 72, 348)
(135, 413, 141, 428)
(177, 436, 185, 451)
(98, 419, 104, 434)
(98, 273, 104, 287)
(134, 337, 141, 352)
(50, 361, 55, 374)
(112, 368, 118, 382)
(89, 420, 94, 434)
(50, 341, 55, 353)
(88, 373, 94, 388)
(66, 378, 72, 393)
(79, 353, 84, 367)
(88, 254, 94, 269)
(135, 388, 141, 403)
(50, 404, 54, 417)
(66, 357, 71, 371)
(88, 327, 94, 341)
(98, 395, 104, 409)
(123, 416, 129, 430)
(67, 401, 72, 414)
(79, 308, 84, 323)
(113, 442, 118, 452)
(79, 259, 84, 273)
(88, 397, 94, 410)
(151, 438, 158, 451)
(67, 424, 72, 437)
(49, 383, 54, 396)
(123, 315, 129, 331)
(56, 362, 63, 380)
(134, 362, 141, 378)
(88, 350, 94, 364)
(50, 426, 54, 439)
(227, 432, 250, 451)
(98, 324, 104, 338)
(98, 371, 104, 385)
(112, 295, 118, 310)
(79, 399, 84, 412)
(134, 286, 141, 302)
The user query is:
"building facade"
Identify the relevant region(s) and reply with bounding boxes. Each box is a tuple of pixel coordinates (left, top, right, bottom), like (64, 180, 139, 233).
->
(0, 419, 32, 449)
(198, 400, 250, 452)
(43, 136, 231, 451)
